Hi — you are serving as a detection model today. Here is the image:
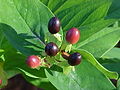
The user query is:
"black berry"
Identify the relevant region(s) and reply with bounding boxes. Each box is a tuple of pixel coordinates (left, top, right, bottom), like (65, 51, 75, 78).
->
(68, 52, 82, 66)
(45, 42, 59, 56)
(48, 17, 60, 34)
(110, 79, 117, 87)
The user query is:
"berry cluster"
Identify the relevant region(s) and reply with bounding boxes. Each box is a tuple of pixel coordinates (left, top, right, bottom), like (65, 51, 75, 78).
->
(26, 17, 82, 68)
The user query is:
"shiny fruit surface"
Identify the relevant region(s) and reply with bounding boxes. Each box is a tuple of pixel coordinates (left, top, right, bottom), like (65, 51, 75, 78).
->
(26, 55, 41, 68)
(48, 17, 60, 34)
(45, 42, 59, 56)
(68, 53, 82, 66)
(66, 28, 80, 44)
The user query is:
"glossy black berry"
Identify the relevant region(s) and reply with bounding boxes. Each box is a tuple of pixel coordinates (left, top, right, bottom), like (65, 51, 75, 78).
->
(45, 42, 59, 56)
(68, 52, 82, 66)
(48, 17, 60, 34)
(110, 79, 117, 87)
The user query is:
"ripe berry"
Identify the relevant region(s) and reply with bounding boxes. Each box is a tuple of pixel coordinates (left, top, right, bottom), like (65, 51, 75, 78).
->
(110, 79, 117, 87)
(45, 42, 59, 56)
(68, 53, 82, 66)
(26, 55, 41, 68)
(0, 79, 2, 85)
(66, 28, 80, 44)
(48, 17, 60, 34)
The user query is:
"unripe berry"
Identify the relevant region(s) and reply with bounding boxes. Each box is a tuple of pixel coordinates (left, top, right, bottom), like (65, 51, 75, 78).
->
(66, 28, 80, 44)
(26, 55, 41, 68)
(45, 42, 59, 56)
(0, 79, 2, 85)
(48, 17, 60, 34)
(68, 52, 82, 66)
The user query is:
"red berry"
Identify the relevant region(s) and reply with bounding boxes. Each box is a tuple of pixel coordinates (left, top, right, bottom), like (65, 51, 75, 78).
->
(45, 42, 59, 56)
(48, 17, 60, 34)
(26, 55, 41, 68)
(66, 28, 80, 44)
(68, 53, 82, 66)
(0, 79, 2, 85)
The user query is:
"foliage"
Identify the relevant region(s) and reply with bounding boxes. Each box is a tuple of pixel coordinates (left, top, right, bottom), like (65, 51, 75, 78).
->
(0, 0, 120, 89)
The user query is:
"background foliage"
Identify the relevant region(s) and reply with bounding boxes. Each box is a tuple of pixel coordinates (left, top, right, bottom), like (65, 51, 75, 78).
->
(0, 0, 120, 90)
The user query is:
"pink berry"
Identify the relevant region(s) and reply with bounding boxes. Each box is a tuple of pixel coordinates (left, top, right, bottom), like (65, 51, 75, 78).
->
(0, 79, 2, 85)
(26, 55, 41, 68)
(66, 28, 80, 44)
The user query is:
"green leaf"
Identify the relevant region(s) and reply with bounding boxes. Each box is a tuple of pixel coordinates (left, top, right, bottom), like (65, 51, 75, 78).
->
(107, 0, 120, 19)
(40, 0, 119, 59)
(41, 0, 114, 30)
(98, 47, 120, 64)
(22, 65, 62, 89)
(63, 0, 112, 30)
(0, 30, 5, 48)
(41, 0, 118, 58)
(0, 30, 11, 52)
(3, 50, 25, 79)
(24, 74, 57, 90)
(103, 62, 120, 75)
(76, 19, 115, 43)
(0, 30, 22, 78)
(17, 67, 46, 79)
(45, 59, 116, 90)
(40, 82, 57, 90)
(102, 47, 120, 59)
(0, 49, 4, 57)
(74, 27, 120, 57)
(0, 0, 63, 56)
(118, 79, 120, 90)
(0, 30, 46, 80)
(3, 49, 47, 79)
(2, 43, 46, 80)
(98, 48, 120, 75)
(0, 63, 7, 88)
(17, 68, 40, 79)
(72, 49, 118, 79)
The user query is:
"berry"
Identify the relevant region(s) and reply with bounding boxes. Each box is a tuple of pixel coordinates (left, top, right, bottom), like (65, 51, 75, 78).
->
(45, 42, 59, 56)
(68, 52, 82, 66)
(66, 28, 80, 44)
(61, 51, 70, 60)
(110, 79, 117, 87)
(0, 79, 2, 85)
(26, 55, 41, 68)
(48, 17, 60, 34)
